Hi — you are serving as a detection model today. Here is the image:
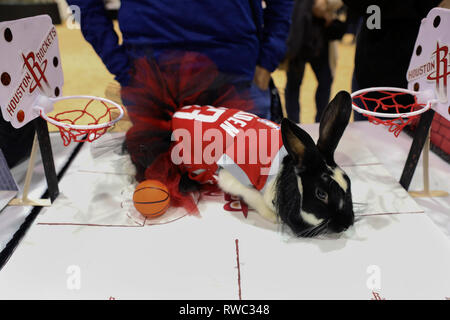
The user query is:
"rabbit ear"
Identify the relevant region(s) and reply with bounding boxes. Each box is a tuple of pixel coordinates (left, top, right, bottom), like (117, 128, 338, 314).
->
(281, 118, 321, 171)
(317, 91, 352, 166)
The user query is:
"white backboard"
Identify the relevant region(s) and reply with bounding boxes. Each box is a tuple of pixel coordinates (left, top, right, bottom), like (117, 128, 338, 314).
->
(407, 7, 450, 121)
(0, 15, 63, 128)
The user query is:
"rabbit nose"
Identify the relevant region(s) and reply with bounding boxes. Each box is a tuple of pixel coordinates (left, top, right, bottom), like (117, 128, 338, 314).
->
(330, 216, 353, 233)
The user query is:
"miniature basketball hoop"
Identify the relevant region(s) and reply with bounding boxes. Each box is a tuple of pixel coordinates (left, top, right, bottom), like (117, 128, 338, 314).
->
(351, 87, 437, 137)
(34, 95, 124, 146)
(7, 95, 124, 206)
(0, 15, 125, 207)
(350, 7, 450, 199)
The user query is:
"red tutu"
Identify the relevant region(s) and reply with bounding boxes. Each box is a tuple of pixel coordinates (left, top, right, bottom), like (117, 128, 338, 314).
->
(122, 51, 254, 214)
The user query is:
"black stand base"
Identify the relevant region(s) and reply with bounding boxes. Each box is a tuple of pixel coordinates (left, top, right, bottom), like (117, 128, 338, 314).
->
(33, 117, 59, 202)
(399, 110, 435, 191)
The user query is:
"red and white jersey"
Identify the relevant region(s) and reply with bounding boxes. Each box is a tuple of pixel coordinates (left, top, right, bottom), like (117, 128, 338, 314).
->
(172, 105, 287, 192)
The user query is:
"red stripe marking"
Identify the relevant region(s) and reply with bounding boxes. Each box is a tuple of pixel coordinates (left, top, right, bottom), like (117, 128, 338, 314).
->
(235, 239, 242, 300)
(36, 223, 145, 227)
(36, 212, 189, 227)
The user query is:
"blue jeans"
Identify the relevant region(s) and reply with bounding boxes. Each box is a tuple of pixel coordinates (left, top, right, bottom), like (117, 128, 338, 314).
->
(248, 82, 271, 120)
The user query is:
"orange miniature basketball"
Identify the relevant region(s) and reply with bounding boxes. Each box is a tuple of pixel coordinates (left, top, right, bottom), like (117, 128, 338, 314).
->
(133, 180, 170, 218)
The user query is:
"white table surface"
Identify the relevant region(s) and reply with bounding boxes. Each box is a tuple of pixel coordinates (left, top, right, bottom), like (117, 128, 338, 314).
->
(0, 122, 448, 299)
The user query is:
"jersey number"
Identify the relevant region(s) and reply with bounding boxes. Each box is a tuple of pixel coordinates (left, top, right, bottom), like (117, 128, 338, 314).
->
(173, 106, 225, 123)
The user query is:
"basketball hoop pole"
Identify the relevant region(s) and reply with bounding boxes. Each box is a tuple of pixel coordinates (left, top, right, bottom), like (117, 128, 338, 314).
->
(8, 133, 51, 207)
(408, 128, 449, 198)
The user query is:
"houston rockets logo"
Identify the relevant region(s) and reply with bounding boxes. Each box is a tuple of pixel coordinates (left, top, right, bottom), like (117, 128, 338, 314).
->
(5, 26, 56, 121)
(201, 189, 249, 217)
(5, 52, 49, 118)
(22, 51, 49, 94)
(370, 291, 386, 300)
(426, 42, 450, 101)
(224, 194, 249, 218)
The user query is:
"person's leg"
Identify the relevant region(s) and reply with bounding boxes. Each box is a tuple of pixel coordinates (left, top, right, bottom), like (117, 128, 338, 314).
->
(268, 78, 283, 124)
(248, 82, 271, 119)
(310, 45, 333, 122)
(285, 59, 306, 123)
(351, 70, 368, 121)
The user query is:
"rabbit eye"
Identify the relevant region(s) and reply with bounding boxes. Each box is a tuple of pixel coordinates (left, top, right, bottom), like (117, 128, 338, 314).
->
(316, 188, 328, 202)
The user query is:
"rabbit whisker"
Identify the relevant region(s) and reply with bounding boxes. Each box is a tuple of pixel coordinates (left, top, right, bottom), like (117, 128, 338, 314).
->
(314, 221, 330, 237)
(298, 219, 329, 237)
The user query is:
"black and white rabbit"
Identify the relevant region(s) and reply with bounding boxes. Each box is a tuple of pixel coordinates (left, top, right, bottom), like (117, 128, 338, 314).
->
(217, 91, 354, 237)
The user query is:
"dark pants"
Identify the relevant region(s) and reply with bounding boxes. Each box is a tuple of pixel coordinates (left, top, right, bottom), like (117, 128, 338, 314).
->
(351, 70, 368, 121)
(285, 45, 333, 123)
(0, 117, 35, 168)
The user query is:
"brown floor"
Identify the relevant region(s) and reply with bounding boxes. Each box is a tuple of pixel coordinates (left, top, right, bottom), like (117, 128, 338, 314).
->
(53, 24, 356, 132)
